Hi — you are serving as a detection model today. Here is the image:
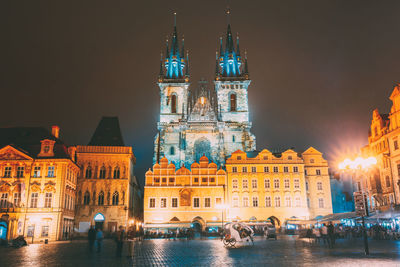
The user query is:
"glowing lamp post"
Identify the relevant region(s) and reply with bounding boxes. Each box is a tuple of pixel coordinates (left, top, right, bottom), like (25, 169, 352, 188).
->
(338, 156, 376, 256)
(216, 204, 228, 230)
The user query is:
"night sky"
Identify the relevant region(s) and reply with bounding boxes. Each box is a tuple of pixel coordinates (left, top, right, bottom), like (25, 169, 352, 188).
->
(1, 0, 400, 186)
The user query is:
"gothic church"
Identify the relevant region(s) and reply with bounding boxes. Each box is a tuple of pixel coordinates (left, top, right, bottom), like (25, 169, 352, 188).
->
(153, 17, 256, 168)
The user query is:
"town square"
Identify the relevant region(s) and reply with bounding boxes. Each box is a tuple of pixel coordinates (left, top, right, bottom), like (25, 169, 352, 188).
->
(1, 0, 400, 266)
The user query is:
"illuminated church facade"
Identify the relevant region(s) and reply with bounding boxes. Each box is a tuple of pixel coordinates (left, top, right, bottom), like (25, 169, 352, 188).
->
(153, 19, 256, 168)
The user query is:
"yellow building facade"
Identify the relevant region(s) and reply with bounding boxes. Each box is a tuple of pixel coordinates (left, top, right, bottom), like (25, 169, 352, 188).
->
(226, 148, 332, 226)
(0, 126, 79, 242)
(361, 84, 400, 211)
(143, 148, 332, 231)
(74, 117, 141, 235)
(144, 156, 227, 231)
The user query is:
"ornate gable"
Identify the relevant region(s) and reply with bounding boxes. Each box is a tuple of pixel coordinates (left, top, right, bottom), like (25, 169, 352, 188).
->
(0, 145, 32, 161)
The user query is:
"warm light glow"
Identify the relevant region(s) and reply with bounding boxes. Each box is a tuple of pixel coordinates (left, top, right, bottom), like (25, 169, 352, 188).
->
(200, 97, 206, 105)
(215, 204, 228, 209)
(338, 156, 377, 170)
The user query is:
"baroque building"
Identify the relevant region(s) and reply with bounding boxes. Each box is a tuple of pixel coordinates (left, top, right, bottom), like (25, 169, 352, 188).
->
(361, 84, 400, 211)
(0, 126, 79, 242)
(144, 156, 227, 231)
(153, 17, 256, 168)
(143, 148, 332, 230)
(74, 117, 142, 234)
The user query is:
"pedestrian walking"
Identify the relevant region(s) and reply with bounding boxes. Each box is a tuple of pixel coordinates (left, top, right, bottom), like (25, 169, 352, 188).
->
(88, 226, 96, 252)
(321, 224, 328, 245)
(327, 221, 335, 248)
(96, 228, 104, 253)
(115, 226, 125, 257)
(312, 226, 321, 244)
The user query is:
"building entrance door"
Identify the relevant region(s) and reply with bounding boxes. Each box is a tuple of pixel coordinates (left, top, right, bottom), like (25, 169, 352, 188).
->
(94, 213, 105, 230)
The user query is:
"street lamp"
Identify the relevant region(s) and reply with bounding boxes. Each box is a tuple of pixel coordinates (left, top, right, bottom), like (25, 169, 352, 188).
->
(339, 156, 376, 256)
(215, 204, 228, 230)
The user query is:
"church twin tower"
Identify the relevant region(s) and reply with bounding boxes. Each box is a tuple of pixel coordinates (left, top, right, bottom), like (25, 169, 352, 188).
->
(154, 15, 256, 168)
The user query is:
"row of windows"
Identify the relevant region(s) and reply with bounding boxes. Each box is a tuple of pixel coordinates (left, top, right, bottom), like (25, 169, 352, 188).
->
(231, 166, 300, 173)
(27, 225, 50, 238)
(232, 196, 302, 208)
(221, 84, 244, 90)
(29, 192, 53, 208)
(233, 178, 301, 190)
(147, 196, 325, 209)
(152, 177, 217, 184)
(85, 166, 121, 179)
(149, 197, 222, 208)
(231, 166, 322, 176)
(3, 166, 56, 178)
(82, 191, 121, 206)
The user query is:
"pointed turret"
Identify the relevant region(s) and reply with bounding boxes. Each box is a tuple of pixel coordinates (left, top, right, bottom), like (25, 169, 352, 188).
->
(219, 37, 224, 57)
(159, 52, 164, 79)
(236, 34, 240, 57)
(244, 50, 249, 78)
(215, 10, 249, 80)
(215, 51, 220, 76)
(185, 50, 190, 77)
(160, 13, 188, 82)
(225, 24, 235, 54)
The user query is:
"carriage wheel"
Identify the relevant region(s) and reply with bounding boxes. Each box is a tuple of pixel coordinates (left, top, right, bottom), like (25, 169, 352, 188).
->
(229, 239, 236, 247)
(223, 239, 230, 246)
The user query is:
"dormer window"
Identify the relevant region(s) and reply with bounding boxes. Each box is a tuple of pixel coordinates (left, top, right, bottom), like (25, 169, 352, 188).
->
(38, 139, 56, 157)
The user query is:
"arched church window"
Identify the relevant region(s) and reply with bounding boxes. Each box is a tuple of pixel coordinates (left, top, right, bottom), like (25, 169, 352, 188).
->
(85, 166, 92, 179)
(170, 146, 175, 155)
(83, 191, 90, 205)
(99, 166, 106, 179)
(113, 167, 120, 179)
(112, 191, 119, 205)
(171, 94, 177, 113)
(230, 93, 237, 112)
(98, 191, 104, 205)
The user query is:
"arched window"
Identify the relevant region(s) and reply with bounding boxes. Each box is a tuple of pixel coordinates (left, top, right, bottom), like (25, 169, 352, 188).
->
(171, 94, 177, 113)
(83, 191, 90, 205)
(113, 167, 120, 179)
(98, 191, 104, 205)
(99, 166, 106, 179)
(112, 191, 119, 205)
(170, 146, 175, 155)
(230, 93, 237, 112)
(85, 166, 92, 179)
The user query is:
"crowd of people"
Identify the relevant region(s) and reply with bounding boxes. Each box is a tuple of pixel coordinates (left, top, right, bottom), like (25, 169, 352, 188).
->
(301, 220, 400, 247)
(87, 225, 144, 257)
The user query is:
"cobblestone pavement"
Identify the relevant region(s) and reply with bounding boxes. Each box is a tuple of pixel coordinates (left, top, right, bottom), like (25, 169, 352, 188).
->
(1, 236, 400, 267)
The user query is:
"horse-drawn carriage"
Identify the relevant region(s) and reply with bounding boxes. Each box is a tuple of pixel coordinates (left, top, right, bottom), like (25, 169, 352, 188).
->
(222, 222, 254, 247)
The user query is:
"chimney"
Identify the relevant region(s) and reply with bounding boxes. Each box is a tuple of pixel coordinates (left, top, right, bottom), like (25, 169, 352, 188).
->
(52, 125, 60, 138)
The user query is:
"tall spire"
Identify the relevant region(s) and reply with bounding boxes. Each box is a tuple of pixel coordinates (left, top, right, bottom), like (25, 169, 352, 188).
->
(181, 35, 185, 58)
(215, 51, 220, 76)
(165, 36, 169, 58)
(185, 50, 190, 77)
(216, 8, 243, 78)
(236, 33, 240, 57)
(244, 50, 249, 76)
(161, 12, 187, 81)
(159, 52, 164, 77)
(219, 37, 224, 57)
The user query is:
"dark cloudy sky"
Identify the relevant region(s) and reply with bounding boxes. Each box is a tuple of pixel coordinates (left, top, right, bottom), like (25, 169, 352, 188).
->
(1, 0, 400, 185)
